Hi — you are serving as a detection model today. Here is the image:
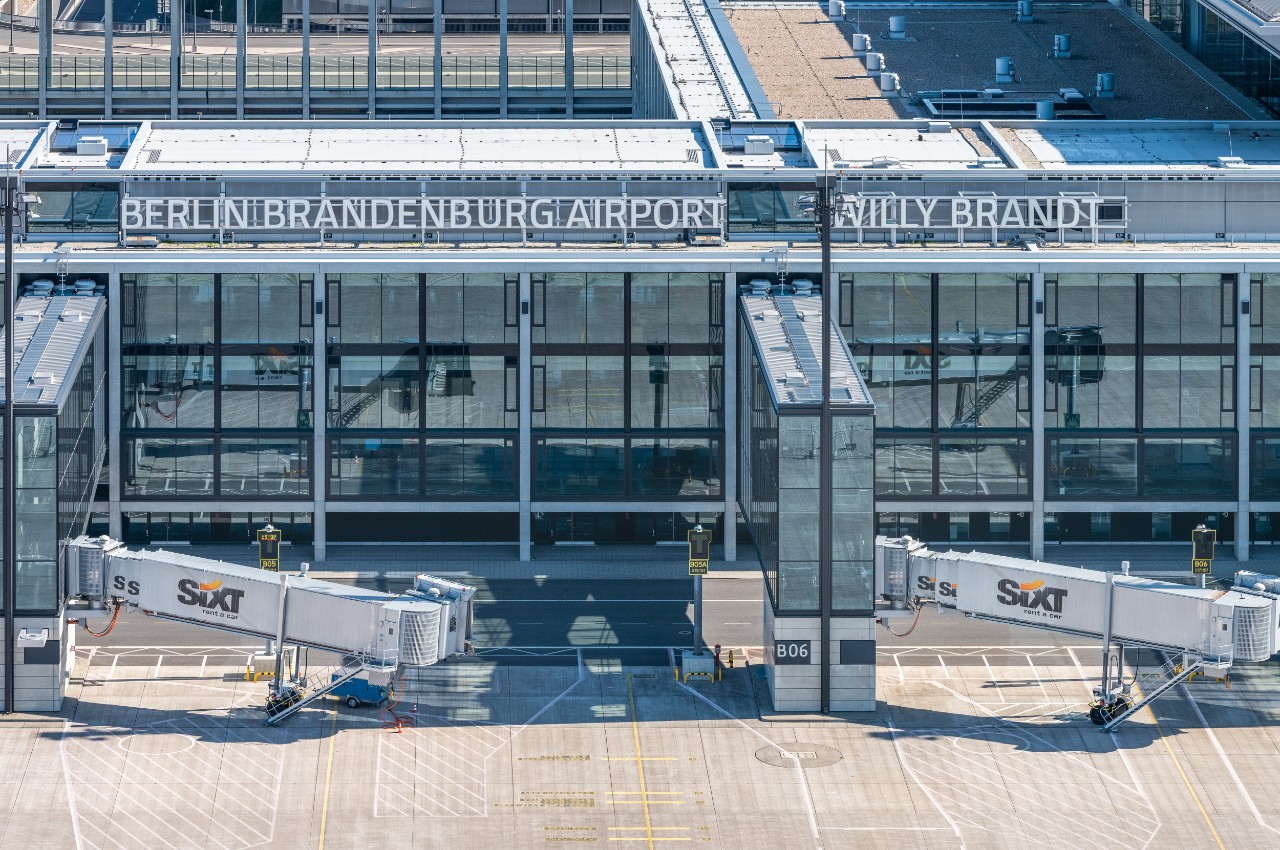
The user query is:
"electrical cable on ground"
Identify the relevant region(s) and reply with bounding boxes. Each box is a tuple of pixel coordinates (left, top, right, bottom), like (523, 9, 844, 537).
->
(80, 603, 120, 637)
(884, 603, 923, 637)
(380, 671, 416, 732)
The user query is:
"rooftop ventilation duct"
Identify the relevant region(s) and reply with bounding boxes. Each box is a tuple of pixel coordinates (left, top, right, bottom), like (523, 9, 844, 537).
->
(792, 279, 815, 296)
(850, 34, 870, 56)
(1054, 33, 1071, 59)
(1016, 0, 1034, 22)
(743, 136, 775, 155)
(1096, 72, 1115, 99)
(749, 279, 770, 296)
(888, 15, 906, 40)
(995, 57, 1015, 84)
(867, 52, 885, 74)
(1036, 100, 1055, 120)
(880, 73, 900, 97)
(828, 0, 844, 18)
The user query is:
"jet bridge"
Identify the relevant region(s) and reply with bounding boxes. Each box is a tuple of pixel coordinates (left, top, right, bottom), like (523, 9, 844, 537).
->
(876, 537, 1277, 730)
(64, 535, 475, 724)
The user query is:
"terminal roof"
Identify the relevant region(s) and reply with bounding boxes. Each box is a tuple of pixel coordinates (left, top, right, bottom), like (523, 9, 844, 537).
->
(126, 124, 719, 174)
(11, 118, 1280, 177)
(0, 295, 104, 411)
(740, 290, 873, 413)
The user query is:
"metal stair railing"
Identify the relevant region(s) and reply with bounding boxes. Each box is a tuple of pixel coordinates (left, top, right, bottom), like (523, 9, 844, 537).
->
(1099, 652, 1206, 732)
(263, 655, 368, 726)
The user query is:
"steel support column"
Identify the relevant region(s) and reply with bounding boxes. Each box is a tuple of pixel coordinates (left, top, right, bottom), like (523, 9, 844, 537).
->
(301, 0, 311, 117)
(499, 0, 508, 118)
(37, 0, 50, 117)
(367, 0, 377, 117)
(237, 0, 247, 117)
(818, 175, 834, 714)
(170, 0, 182, 117)
(723, 270, 737, 562)
(104, 0, 114, 117)
(564, 0, 574, 117)
(519, 272, 532, 561)
(433, 1, 442, 117)
(107, 272, 122, 540)
(1031, 271, 1046, 560)
(1237, 271, 1251, 562)
(312, 269, 327, 562)
(3, 169, 16, 713)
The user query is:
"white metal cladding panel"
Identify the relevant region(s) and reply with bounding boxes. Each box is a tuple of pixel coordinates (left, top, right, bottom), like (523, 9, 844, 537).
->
(954, 553, 1109, 634)
(124, 551, 284, 636)
(284, 582, 387, 654)
(1110, 582, 1216, 652)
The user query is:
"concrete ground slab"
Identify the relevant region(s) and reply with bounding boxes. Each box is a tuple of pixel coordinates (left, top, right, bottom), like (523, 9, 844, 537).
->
(7, 643, 1280, 848)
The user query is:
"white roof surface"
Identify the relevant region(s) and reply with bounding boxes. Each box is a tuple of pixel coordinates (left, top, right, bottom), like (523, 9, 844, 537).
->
(1013, 125, 1280, 169)
(642, 0, 756, 120)
(128, 125, 715, 174)
(0, 127, 41, 165)
(803, 126, 997, 169)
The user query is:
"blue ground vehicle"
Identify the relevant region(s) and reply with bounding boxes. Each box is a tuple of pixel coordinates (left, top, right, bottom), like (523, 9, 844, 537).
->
(330, 673, 390, 708)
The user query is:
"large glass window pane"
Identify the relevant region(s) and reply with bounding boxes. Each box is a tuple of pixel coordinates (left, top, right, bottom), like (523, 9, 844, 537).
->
(331, 354, 419, 429)
(329, 437, 419, 496)
(850, 272, 934, 429)
(337, 273, 419, 344)
(534, 438, 625, 496)
(423, 438, 515, 497)
(630, 438, 721, 497)
(15, 561, 57, 610)
(875, 435, 932, 496)
(1252, 437, 1280, 499)
(221, 438, 310, 496)
(221, 353, 310, 428)
(1046, 273, 1136, 429)
(1142, 273, 1233, 428)
(937, 273, 1029, 428)
(536, 355, 624, 429)
(1047, 436, 1138, 497)
(424, 352, 514, 429)
(123, 353, 216, 429)
(424, 274, 465, 342)
(630, 354, 720, 430)
(938, 437, 1029, 496)
(1144, 437, 1234, 497)
(123, 438, 215, 496)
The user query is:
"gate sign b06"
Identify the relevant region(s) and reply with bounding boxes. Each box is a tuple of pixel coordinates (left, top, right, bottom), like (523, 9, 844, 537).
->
(774, 640, 812, 665)
(257, 526, 282, 571)
(1192, 525, 1215, 575)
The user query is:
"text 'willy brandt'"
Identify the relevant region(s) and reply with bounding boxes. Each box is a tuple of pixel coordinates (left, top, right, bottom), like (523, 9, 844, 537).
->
(121, 196, 727, 232)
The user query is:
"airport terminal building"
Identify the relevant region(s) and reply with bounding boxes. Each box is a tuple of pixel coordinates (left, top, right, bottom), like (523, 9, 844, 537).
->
(1, 115, 1280, 571)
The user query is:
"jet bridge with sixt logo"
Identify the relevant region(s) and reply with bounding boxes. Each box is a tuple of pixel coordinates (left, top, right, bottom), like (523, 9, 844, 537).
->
(63, 535, 475, 724)
(876, 537, 1277, 730)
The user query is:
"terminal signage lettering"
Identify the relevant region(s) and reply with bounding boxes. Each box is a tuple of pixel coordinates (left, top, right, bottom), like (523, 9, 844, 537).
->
(774, 639, 812, 665)
(121, 196, 725, 233)
(834, 196, 1121, 230)
(257, 527, 281, 571)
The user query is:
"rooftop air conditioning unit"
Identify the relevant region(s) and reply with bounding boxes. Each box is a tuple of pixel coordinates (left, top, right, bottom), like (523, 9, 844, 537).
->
(76, 136, 108, 156)
(743, 136, 775, 155)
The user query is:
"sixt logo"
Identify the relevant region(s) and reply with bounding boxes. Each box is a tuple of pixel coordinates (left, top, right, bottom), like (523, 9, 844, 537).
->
(916, 575, 957, 598)
(996, 578, 1068, 616)
(177, 578, 245, 617)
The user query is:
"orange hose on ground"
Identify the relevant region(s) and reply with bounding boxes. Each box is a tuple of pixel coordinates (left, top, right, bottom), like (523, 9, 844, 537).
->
(884, 604, 923, 638)
(81, 605, 120, 638)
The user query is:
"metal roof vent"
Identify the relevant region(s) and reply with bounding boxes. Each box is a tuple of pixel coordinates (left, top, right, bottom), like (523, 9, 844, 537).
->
(793, 278, 815, 296)
(749, 278, 770, 295)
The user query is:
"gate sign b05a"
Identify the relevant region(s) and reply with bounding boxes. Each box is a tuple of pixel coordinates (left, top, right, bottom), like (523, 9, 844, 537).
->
(257, 526, 282, 572)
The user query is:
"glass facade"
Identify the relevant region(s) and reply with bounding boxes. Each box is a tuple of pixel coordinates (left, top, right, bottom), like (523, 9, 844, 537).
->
(738, 298, 875, 614)
(1129, 0, 1280, 117)
(121, 270, 724, 516)
(3, 313, 107, 613)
